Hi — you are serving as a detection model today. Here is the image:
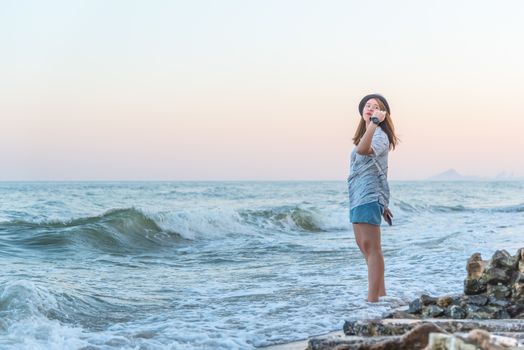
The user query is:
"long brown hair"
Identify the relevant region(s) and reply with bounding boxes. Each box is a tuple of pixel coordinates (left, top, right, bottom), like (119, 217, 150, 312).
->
(352, 98, 399, 150)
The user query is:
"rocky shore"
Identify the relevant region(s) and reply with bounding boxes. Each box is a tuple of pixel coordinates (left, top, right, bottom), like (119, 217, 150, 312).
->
(262, 248, 524, 350)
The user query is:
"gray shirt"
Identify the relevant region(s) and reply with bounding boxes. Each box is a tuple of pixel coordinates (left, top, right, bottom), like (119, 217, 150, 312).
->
(347, 127, 390, 210)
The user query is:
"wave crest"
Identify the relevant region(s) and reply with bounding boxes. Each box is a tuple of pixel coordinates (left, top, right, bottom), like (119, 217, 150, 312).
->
(240, 206, 327, 233)
(1, 208, 183, 254)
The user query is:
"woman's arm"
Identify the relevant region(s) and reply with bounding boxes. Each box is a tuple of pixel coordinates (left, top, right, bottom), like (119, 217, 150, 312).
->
(356, 110, 386, 155)
(356, 123, 378, 155)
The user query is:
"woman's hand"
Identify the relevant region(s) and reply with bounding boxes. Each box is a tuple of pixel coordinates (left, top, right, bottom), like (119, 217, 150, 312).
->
(372, 110, 387, 123)
(357, 110, 387, 155)
(383, 207, 393, 226)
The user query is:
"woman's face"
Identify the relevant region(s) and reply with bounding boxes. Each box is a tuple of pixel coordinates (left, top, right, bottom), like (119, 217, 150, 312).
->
(362, 98, 381, 122)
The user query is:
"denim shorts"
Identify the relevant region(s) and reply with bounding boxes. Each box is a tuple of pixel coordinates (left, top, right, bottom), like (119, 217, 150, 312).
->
(350, 201, 384, 226)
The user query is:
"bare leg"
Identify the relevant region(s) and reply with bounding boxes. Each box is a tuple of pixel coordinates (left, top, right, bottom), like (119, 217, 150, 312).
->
(353, 223, 386, 302)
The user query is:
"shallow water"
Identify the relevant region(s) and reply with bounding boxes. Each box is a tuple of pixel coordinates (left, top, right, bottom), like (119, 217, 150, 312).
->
(1, 181, 523, 349)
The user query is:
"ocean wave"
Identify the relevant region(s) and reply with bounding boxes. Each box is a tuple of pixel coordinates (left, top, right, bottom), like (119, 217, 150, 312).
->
(239, 205, 340, 233)
(0, 204, 348, 253)
(491, 203, 524, 213)
(0, 280, 93, 350)
(0, 280, 152, 350)
(392, 200, 468, 213)
(391, 200, 524, 214)
(0, 208, 184, 254)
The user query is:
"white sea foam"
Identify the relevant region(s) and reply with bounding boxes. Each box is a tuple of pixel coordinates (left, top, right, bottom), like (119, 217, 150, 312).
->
(149, 207, 259, 240)
(0, 281, 88, 350)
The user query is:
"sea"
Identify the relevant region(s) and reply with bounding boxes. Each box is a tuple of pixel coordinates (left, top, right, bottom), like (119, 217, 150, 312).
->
(1, 181, 523, 349)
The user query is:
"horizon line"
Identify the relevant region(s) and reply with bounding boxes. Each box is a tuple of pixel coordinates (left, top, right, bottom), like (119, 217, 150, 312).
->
(1, 178, 523, 183)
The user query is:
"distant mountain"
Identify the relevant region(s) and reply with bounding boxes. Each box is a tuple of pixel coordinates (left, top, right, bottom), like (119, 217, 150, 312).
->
(427, 169, 524, 181)
(427, 169, 481, 181)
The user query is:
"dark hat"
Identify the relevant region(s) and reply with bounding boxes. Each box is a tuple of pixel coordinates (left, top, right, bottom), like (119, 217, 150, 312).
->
(358, 94, 390, 116)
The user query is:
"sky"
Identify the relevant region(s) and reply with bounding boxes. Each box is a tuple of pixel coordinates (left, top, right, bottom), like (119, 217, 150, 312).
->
(2, 0, 524, 181)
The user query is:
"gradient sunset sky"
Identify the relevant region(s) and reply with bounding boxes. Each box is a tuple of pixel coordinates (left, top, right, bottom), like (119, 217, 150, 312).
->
(2, 0, 524, 181)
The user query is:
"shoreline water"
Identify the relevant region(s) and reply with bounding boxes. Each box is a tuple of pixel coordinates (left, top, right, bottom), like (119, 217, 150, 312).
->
(1, 181, 523, 349)
(259, 247, 524, 349)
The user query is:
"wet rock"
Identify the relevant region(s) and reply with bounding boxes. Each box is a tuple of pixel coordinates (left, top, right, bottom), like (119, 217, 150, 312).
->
(495, 309, 511, 319)
(464, 277, 487, 295)
(506, 304, 524, 318)
(343, 319, 411, 337)
(465, 305, 507, 319)
(512, 271, 524, 284)
(466, 252, 486, 279)
(447, 305, 467, 319)
(488, 296, 510, 308)
(487, 284, 512, 299)
(343, 318, 524, 337)
(450, 295, 463, 306)
(420, 294, 438, 306)
(436, 295, 454, 308)
(408, 298, 422, 314)
(465, 294, 489, 306)
(491, 249, 517, 270)
(465, 303, 480, 313)
(423, 305, 445, 318)
(484, 267, 511, 285)
(468, 306, 510, 320)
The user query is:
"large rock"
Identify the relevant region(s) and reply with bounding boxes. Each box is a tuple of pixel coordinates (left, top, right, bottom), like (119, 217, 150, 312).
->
(368, 323, 443, 350)
(426, 329, 520, 350)
(344, 319, 411, 337)
(344, 319, 524, 337)
(308, 323, 445, 350)
(466, 252, 486, 278)
(491, 249, 517, 270)
(464, 277, 488, 295)
(310, 323, 523, 350)
(484, 267, 512, 285)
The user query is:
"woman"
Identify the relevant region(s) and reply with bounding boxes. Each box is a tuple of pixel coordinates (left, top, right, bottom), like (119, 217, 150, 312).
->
(347, 93, 399, 302)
